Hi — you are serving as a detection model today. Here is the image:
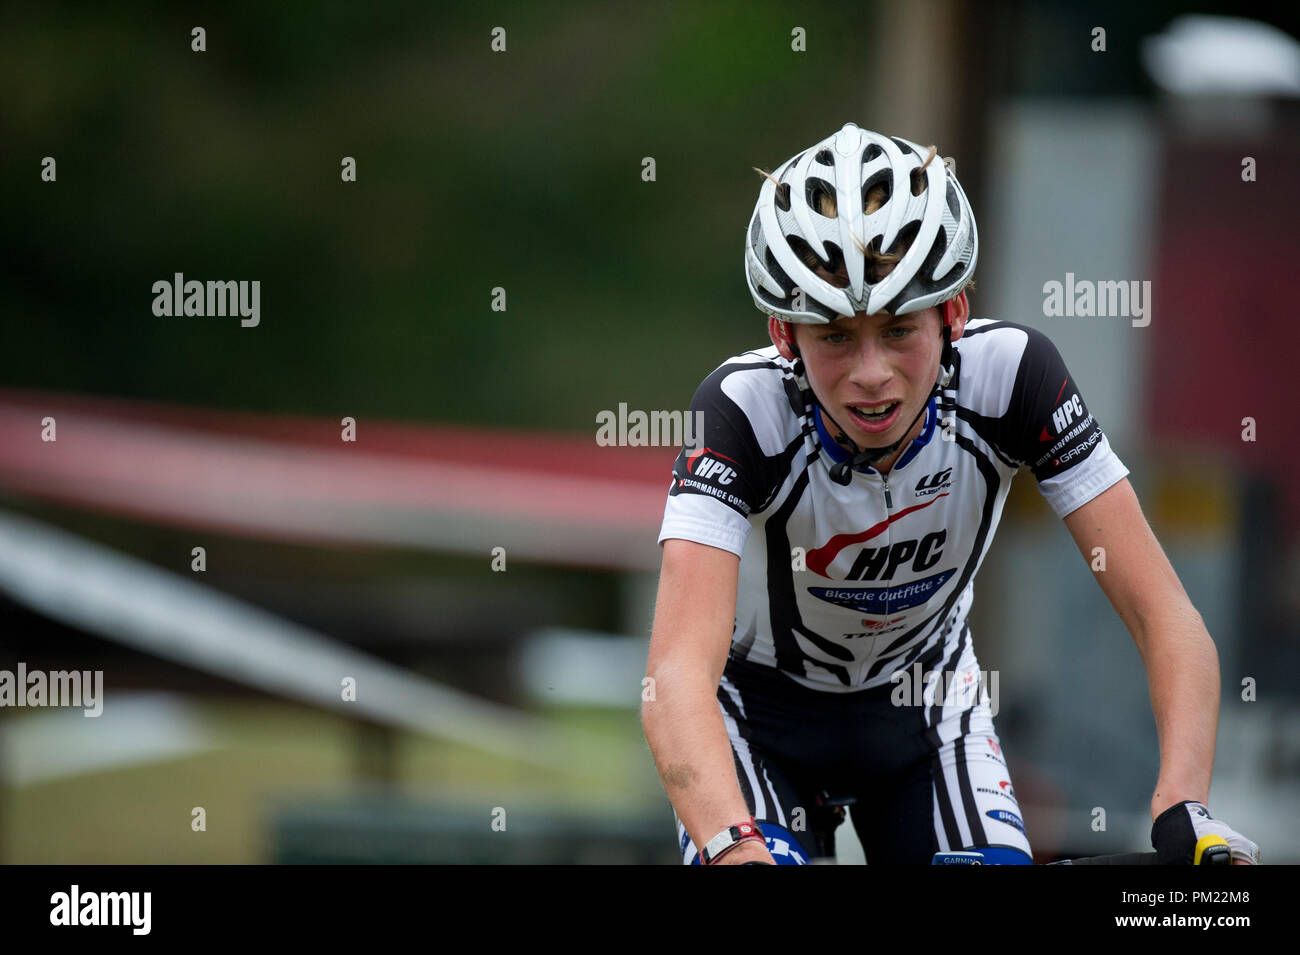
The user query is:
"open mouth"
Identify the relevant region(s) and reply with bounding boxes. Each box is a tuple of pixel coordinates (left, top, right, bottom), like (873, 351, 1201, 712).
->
(848, 401, 900, 426)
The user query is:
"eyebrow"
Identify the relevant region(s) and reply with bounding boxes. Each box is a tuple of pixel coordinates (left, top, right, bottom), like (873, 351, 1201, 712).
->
(819, 313, 913, 332)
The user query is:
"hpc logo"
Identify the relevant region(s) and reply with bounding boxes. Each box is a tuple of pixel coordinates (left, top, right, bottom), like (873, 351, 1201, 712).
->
(1050, 393, 1084, 434)
(687, 447, 738, 486)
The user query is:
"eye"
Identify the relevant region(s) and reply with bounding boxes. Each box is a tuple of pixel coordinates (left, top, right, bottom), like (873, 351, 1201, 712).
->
(822, 331, 849, 344)
(884, 325, 913, 339)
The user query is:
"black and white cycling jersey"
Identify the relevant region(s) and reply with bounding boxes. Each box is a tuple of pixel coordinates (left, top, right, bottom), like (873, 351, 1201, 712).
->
(658, 319, 1128, 694)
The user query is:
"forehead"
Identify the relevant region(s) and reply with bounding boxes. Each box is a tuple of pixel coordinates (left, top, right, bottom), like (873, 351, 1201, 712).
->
(819, 311, 919, 330)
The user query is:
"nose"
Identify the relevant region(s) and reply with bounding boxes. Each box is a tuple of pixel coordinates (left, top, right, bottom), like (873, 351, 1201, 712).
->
(846, 335, 893, 395)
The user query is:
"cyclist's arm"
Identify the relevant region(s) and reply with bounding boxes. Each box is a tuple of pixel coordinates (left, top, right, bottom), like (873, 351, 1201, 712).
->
(641, 538, 774, 865)
(1062, 477, 1218, 822)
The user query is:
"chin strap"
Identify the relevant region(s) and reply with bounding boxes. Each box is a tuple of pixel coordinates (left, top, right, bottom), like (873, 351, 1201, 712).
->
(938, 321, 958, 442)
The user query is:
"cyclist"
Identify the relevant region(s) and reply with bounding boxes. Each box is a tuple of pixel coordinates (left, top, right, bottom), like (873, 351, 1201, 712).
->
(641, 123, 1260, 866)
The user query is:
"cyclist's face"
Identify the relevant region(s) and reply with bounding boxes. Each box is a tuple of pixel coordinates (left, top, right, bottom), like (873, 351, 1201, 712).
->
(793, 310, 943, 450)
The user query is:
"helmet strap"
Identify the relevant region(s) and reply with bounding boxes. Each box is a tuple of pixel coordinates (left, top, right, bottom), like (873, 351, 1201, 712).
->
(938, 300, 960, 440)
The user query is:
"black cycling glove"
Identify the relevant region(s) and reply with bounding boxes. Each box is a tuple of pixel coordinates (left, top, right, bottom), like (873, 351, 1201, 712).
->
(1151, 800, 1260, 865)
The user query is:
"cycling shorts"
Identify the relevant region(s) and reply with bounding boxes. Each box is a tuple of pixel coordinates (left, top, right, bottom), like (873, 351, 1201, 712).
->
(673, 628, 1033, 864)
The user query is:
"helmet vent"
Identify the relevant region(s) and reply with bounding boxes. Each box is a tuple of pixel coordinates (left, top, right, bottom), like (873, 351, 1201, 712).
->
(806, 178, 836, 217)
(910, 165, 929, 196)
(788, 235, 848, 288)
(862, 173, 891, 214)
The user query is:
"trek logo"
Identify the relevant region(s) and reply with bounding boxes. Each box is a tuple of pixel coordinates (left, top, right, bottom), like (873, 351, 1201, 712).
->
(686, 447, 738, 486)
(1041, 392, 1084, 440)
(842, 617, 907, 639)
(844, 530, 946, 581)
(861, 616, 905, 629)
(914, 468, 953, 497)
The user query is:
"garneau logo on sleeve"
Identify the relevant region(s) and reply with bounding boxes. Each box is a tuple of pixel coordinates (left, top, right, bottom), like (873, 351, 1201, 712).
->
(1033, 384, 1102, 472)
(1034, 416, 1097, 468)
(1054, 429, 1102, 467)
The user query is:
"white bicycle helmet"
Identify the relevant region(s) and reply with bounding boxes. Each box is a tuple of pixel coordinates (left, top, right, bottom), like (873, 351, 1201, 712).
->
(745, 123, 977, 323)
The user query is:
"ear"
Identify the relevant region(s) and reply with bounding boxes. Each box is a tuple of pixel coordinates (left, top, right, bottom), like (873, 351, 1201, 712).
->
(768, 315, 800, 360)
(941, 290, 970, 342)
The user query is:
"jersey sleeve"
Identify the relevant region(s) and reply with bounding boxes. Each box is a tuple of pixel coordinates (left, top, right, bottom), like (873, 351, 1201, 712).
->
(995, 326, 1129, 519)
(657, 362, 781, 558)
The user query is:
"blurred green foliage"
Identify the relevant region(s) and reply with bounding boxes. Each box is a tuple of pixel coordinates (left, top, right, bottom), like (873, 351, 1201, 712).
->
(1, 0, 877, 432)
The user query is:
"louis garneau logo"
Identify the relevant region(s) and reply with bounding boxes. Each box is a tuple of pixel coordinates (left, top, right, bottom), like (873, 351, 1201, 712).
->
(50, 885, 151, 935)
(914, 468, 952, 497)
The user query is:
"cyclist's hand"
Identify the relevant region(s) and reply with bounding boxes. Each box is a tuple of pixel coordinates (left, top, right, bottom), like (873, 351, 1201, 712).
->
(715, 840, 776, 865)
(1151, 800, 1261, 865)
